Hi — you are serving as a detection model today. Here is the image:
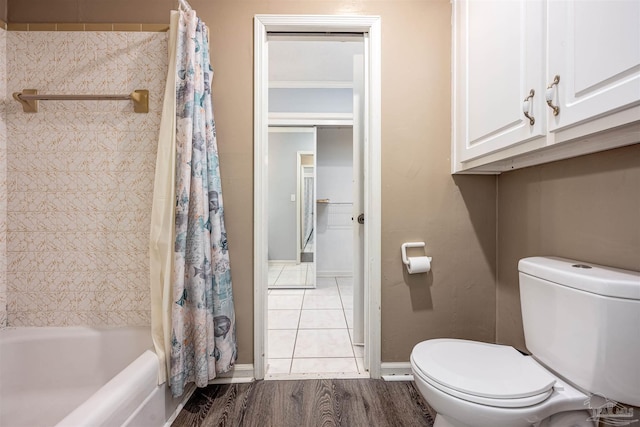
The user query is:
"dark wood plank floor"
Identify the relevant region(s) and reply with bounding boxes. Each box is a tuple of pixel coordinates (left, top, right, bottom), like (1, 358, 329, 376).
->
(172, 379, 436, 427)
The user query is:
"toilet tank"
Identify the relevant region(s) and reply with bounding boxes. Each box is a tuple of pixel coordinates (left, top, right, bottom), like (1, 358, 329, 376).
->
(518, 256, 640, 407)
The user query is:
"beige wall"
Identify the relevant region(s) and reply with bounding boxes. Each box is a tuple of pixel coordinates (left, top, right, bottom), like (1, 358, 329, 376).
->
(4, 0, 499, 363)
(194, 0, 495, 362)
(496, 144, 640, 351)
(205, 0, 498, 363)
(7, 0, 172, 23)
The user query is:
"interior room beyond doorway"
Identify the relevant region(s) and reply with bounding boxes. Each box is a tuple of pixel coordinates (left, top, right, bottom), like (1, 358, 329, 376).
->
(265, 33, 365, 378)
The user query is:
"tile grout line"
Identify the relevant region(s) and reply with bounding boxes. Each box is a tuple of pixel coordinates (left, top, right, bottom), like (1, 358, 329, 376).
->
(337, 277, 359, 364)
(273, 263, 284, 287)
(336, 276, 361, 372)
(288, 287, 307, 374)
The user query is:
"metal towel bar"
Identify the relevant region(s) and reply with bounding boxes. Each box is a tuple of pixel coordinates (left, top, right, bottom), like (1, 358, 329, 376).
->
(12, 89, 149, 113)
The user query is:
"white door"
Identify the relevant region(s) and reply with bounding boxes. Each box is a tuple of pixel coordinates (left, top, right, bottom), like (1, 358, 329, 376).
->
(352, 54, 365, 347)
(454, 0, 545, 163)
(547, 0, 640, 132)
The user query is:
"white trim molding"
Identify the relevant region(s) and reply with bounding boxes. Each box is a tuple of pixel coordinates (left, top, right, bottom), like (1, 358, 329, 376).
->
(268, 112, 353, 127)
(269, 80, 354, 89)
(380, 362, 414, 382)
(254, 14, 382, 380)
(209, 364, 255, 384)
(254, 14, 270, 381)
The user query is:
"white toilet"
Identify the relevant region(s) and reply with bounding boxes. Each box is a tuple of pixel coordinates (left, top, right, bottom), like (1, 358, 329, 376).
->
(410, 256, 640, 427)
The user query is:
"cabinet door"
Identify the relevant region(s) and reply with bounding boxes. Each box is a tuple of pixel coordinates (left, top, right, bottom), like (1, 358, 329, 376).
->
(454, 0, 545, 164)
(547, 0, 640, 132)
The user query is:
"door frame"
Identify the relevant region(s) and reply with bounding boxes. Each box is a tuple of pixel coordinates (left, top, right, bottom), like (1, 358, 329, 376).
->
(253, 14, 382, 380)
(296, 149, 315, 264)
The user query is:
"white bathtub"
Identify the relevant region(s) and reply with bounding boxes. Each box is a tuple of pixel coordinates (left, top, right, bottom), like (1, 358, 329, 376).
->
(0, 326, 194, 427)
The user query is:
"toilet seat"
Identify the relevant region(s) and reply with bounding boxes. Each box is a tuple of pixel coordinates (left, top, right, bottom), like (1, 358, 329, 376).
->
(411, 339, 557, 408)
(412, 361, 554, 408)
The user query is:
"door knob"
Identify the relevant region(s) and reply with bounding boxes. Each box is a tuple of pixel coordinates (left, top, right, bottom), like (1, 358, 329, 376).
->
(357, 214, 365, 224)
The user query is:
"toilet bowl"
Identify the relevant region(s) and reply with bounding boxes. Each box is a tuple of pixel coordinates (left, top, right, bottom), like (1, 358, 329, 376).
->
(410, 339, 593, 427)
(410, 257, 640, 427)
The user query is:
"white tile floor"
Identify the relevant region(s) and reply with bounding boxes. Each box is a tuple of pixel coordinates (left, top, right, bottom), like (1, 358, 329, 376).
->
(268, 262, 315, 289)
(266, 276, 366, 379)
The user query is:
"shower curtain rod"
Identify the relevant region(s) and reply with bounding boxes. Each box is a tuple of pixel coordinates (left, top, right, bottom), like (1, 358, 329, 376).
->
(12, 89, 149, 113)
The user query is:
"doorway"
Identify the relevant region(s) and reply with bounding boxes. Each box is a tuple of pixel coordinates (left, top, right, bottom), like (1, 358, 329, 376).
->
(254, 15, 382, 380)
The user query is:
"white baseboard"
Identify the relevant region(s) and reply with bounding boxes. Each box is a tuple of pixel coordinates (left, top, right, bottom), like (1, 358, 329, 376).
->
(201, 363, 410, 383)
(209, 364, 255, 384)
(381, 362, 414, 381)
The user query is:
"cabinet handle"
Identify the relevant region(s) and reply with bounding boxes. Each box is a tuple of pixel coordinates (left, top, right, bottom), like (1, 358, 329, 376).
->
(523, 89, 535, 125)
(545, 75, 560, 116)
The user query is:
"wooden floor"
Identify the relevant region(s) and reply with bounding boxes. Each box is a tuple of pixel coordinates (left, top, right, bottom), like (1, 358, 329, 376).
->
(172, 379, 436, 427)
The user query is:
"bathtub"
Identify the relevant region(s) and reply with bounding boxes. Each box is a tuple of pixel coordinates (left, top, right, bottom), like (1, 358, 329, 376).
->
(0, 326, 194, 427)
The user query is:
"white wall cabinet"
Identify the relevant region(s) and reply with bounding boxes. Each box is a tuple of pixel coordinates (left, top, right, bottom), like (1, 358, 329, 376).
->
(547, 0, 640, 133)
(453, 0, 546, 164)
(452, 0, 640, 174)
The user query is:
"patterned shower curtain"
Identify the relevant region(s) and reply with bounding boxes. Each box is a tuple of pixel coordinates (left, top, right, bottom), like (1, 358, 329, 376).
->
(169, 9, 237, 398)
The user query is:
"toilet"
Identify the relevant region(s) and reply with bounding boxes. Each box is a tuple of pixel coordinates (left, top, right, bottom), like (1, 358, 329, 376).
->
(410, 256, 640, 427)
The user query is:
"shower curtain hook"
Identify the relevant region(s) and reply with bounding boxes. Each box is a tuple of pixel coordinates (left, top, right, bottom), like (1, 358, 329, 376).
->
(178, 0, 192, 12)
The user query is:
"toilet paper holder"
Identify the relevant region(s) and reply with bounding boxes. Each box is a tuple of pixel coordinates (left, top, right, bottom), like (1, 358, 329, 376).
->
(401, 242, 432, 266)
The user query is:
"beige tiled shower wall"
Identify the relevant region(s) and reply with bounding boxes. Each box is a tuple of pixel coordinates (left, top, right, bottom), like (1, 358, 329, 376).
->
(0, 28, 7, 328)
(5, 31, 167, 326)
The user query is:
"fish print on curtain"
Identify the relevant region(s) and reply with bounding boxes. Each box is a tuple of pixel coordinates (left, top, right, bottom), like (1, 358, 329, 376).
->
(170, 9, 237, 398)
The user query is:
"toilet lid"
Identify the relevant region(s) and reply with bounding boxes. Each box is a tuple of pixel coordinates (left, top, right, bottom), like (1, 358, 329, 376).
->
(411, 339, 556, 400)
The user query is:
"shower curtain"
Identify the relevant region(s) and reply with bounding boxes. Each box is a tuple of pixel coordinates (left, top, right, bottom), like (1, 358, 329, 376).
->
(150, 8, 237, 398)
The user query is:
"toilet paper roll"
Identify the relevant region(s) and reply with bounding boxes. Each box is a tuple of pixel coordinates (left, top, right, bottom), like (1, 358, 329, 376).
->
(407, 256, 431, 274)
